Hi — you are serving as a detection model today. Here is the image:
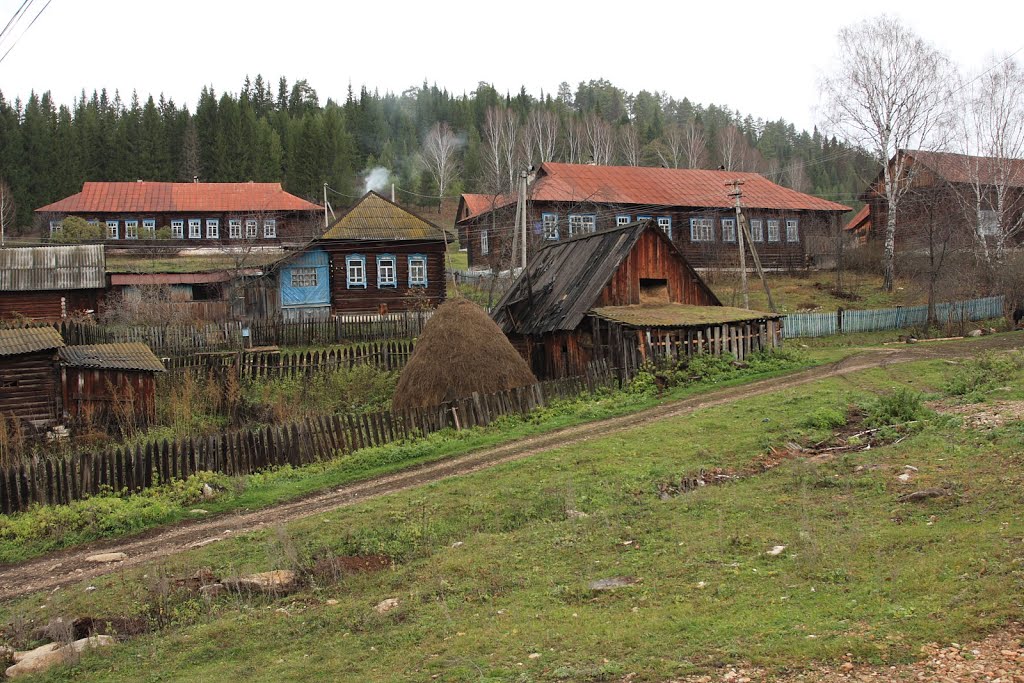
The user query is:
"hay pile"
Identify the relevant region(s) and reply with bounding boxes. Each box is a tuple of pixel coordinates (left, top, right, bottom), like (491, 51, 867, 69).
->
(393, 299, 537, 410)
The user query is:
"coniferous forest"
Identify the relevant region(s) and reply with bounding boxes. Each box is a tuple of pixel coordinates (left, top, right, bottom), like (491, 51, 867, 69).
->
(0, 76, 875, 229)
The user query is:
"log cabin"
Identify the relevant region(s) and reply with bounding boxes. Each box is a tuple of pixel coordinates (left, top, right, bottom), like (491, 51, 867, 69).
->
(58, 343, 165, 427)
(0, 327, 65, 426)
(0, 245, 106, 321)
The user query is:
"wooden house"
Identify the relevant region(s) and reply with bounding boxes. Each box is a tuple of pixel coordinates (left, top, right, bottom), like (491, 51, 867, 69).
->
(0, 327, 64, 426)
(275, 249, 332, 321)
(58, 343, 165, 426)
(312, 191, 447, 315)
(0, 245, 106, 321)
(457, 162, 850, 271)
(491, 221, 782, 379)
(35, 181, 323, 248)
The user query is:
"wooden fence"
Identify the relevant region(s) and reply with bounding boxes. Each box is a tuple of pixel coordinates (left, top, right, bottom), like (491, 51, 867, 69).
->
(782, 295, 1005, 338)
(247, 311, 432, 348)
(163, 340, 415, 378)
(0, 361, 616, 515)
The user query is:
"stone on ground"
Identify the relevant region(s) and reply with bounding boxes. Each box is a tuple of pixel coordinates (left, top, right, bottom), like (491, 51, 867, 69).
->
(6, 636, 114, 678)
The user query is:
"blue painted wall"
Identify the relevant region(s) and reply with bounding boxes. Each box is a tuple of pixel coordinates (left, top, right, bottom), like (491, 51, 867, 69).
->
(280, 249, 330, 311)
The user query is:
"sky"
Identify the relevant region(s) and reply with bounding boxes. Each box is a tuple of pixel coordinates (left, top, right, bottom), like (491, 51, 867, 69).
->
(0, 0, 1022, 133)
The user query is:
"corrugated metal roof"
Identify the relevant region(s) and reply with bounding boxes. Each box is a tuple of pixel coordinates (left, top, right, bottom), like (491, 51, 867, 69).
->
(844, 205, 871, 233)
(492, 221, 720, 336)
(58, 343, 165, 372)
(0, 245, 106, 291)
(321, 192, 447, 241)
(36, 182, 322, 213)
(0, 326, 65, 356)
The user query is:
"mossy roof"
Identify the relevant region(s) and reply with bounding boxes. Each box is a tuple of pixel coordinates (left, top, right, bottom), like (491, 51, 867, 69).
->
(590, 304, 779, 328)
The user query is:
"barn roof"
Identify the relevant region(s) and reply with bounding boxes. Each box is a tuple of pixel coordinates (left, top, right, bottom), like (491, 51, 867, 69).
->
(36, 182, 322, 214)
(492, 221, 720, 336)
(0, 326, 65, 356)
(0, 245, 106, 291)
(902, 149, 1024, 187)
(321, 191, 447, 242)
(58, 343, 165, 372)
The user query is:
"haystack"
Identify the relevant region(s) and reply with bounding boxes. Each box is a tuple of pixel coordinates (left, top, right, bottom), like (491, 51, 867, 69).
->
(393, 299, 537, 410)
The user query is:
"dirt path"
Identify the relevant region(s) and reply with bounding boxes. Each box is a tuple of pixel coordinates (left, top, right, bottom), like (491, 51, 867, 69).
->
(0, 335, 1018, 602)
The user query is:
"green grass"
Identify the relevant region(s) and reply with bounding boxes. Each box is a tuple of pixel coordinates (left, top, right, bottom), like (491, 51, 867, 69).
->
(707, 272, 925, 313)
(4, 355, 1024, 681)
(446, 242, 468, 272)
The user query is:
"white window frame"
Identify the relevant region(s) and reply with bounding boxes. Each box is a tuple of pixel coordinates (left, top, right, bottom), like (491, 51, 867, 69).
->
(767, 219, 781, 242)
(721, 218, 737, 243)
(229, 219, 242, 239)
(171, 219, 184, 239)
(106, 220, 119, 239)
(290, 267, 318, 288)
(188, 218, 201, 239)
(346, 254, 367, 288)
(408, 254, 428, 287)
(377, 254, 397, 288)
(142, 219, 155, 238)
(568, 214, 596, 236)
(49, 221, 62, 236)
(616, 214, 631, 226)
(263, 218, 277, 238)
(124, 219, 139, 240)
(206, 218, 219, 239)
(245, 219, 258, 238)
(541, 213, 559, 240)
(749, 219, 764, 242)
(785, 219, 799, 242)
(689, 217, 713, 242)
(481, 229, 489, 255)
(657, 216, 672, 240)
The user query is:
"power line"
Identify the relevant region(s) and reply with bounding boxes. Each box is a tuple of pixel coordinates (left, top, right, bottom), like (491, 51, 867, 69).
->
(0, 0, 31, 49)
(0, 0, 52, 67)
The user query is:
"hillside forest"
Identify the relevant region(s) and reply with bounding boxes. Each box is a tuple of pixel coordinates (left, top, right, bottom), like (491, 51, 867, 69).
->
(0, 76, 875, 229)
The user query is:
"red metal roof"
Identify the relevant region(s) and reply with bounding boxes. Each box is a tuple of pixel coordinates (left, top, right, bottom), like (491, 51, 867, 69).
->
(903, 150, 1024, 187)
(36, 182, 322, 214)
(844, 205, 871, 233)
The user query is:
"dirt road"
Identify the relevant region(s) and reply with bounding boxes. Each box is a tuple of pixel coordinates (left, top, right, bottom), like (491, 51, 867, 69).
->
(0, 336, 1016, 601)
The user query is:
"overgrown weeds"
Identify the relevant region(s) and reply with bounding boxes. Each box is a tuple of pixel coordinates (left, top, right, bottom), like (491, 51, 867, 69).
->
(943, 350, 1024, 400)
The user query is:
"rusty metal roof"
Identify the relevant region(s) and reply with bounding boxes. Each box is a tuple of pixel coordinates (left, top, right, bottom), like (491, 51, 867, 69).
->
(0, 245, 106, 291)
(0, 326, 65, 356)
(902, 149, 1024, 188)
(36, 182, 322, 214)
(492, 221, 720, 336)
(58, 343, 165, 372)
(321, 192, 447, 241)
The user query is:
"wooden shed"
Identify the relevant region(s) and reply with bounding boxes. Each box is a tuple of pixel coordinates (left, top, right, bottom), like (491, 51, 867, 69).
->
(0, 245, 106, 321)
(58, 343, 165, 426)
(0, 327, 64, 426)
(491, 220, 782, 379)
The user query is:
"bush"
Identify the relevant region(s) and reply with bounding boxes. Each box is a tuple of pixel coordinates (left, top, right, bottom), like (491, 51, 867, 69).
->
(944, 351, 1024, 398)
(802, 406, 847, 430)
(49, 216, 104, 243)
(864, 388, 927, 427)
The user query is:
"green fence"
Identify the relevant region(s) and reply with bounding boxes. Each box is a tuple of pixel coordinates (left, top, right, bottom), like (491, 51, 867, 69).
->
(782, 295, 1005, 338)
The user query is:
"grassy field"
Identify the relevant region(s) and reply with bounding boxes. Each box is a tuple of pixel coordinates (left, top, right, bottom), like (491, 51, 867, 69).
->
(3, 349, 1023, 681)
(705, 271, 927, 313)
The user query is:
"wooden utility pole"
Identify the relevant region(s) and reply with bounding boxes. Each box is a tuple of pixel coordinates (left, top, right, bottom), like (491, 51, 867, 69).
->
(726, 180, 750, 309)
(520, 170, 528, 270)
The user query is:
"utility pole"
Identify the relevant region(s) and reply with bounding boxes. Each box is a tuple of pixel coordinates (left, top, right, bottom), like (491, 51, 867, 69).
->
(323, 183, 329, 229)
(726, 180, 750, 309)
(519, 170, 528, 270)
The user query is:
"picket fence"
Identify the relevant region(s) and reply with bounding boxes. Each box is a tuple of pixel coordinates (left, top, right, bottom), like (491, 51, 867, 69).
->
(0, 361, 616, 514)
(782, 295, 1005, 339)
(163, 340, 415, 377)
(247, 311, 432, 348)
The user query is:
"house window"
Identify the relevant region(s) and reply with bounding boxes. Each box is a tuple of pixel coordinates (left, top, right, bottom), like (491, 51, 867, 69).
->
(721, 218, 737, 242)
(637, 215, 652, 223)
(290, 267, 318, 288)
(408, 254, 428, 287)
(106, 220, 119, 239)
(542, 213, 559, 240)
(171, 219, 184, 239)
(568, 214, 596, 236)
(749, 219, 764, 242)
(377, 254, 397, 288)
(188, 218, 201, 239)
(481, 229, 489, 255)
(206, 219, 219, 239)
(979, 210, 1000, 236)
(616, 215, 631, 226)
(229, 219, 242, 239)
(786, 219, 799, 242)
(657, 216, 672, 240)
(124, 219, 139, 239)
(264, 219, 277, 238)
(49, 221, 62, 236)
(142, 219, 155, 238)
(767, 219, 781, 242)
(346, 254, 367, 288)
(689, 217, 713, 242)
(245, 219, 258, 238)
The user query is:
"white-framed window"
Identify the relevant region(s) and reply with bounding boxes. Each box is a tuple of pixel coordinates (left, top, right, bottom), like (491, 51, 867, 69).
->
(542, 213, 559, 240)
(229, 219, 242, 239)
(106, 220, 119, 239)
(377, 254, 397, 288)
(767, 219, 781, 242)
(263, 219, 277, 238)
(786, 219, 799, 242)
(290, 267, 318, 288)
(749, 219, 764, 242)
(979, 210, 1000, 236)
(49, 221, 62, 236)
(206, 219, 219, 239)
(142, 219, 155, 238)
(408, 254, 428, 287)
(689, 217, 713, 242)
(481, 229, 489, 255)
(171, 219, 184, 239)
(616, 214, 631, 226)
(346, 254, 366, 288)
(188, 218, 201, 239)
(124, 219, 139, 239)
(657, 216, 672, 240)
(245, 219, 258, 238)
(721, 218, 737, 242)
(568, 214, 596, 236)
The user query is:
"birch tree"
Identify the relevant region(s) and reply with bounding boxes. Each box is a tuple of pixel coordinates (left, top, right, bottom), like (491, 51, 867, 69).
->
(821, 15, 953, 291)
(618, 124, 642, 166)
(420, 121, 461, 202)
(526, 109, 559, 164)
(682, 120, 708, 169)
(584, 113, 614, 165)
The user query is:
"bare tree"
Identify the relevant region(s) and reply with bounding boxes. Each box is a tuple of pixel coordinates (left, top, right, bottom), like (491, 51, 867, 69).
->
(584, 113, 614, 165)
(656, 124, 685, 168)
(563, 117, 585, 164)
(717, 125, 746, 171)
(683, 120, 708, 169)
(618, 124, 642, 166)
(784, 159, 811, 192)
(821, 15, 954, 291)
(420, 121, 461, 203)
(481, 106, 512, 194)
(0, 179, 14, 246)
(527, 109, 559, 164)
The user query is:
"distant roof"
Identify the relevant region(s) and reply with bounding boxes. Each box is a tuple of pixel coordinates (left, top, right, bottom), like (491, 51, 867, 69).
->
(900, 149, 1024, 188)
(492, 221, 720, 336)
(844, 205, 871, 233)
(36, 182, 322, 214)
(58, 343, 165, 372)
(109, 271, 261, 286)
(321, 191, 447, 241)
(458, 193, 516, 222)
(0, 326, 65, 356)
(0, 245, 105, 291)
(592, 304, 778, 327)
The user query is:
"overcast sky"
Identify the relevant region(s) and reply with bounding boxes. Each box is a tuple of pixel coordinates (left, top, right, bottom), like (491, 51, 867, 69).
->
(0, 0, 1022, 133)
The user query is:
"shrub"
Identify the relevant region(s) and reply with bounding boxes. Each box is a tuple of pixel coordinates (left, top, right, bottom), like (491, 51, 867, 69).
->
(944, 351, 1024, 398)
(802, 406, 847, 430)
(50, 216, 104, 243)
(864, 388, 927, 427)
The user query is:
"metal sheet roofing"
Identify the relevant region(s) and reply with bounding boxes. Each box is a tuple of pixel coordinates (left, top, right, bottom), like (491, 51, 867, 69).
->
(844, 205, 871, 233)
(58, 343, 166, 372)
(321, 191, 447, 241)
(0, 245, 105, 291)
(36, 182, 322, 214)
(0, 326, 65, 356)
(592, 304, 778, 327)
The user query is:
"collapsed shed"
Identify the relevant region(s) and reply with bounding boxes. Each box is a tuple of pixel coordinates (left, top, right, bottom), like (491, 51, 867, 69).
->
(58, 343, 165, 426)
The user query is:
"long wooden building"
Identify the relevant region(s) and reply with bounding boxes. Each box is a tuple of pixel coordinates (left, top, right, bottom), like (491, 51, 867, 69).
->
(0, 245, 106, 321)
(0, 327, 65, 426)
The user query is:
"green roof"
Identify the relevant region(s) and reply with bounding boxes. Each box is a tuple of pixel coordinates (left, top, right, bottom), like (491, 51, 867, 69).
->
(321, 192, 446, 241)
(591, 304, 779, 328)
